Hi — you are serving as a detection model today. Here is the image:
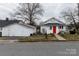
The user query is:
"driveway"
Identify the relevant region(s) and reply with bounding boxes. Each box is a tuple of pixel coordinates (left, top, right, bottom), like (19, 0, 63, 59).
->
(0, 42, 78, 56)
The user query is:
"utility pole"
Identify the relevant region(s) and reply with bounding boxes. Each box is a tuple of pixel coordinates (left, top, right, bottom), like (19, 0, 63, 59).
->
(76, 3, 79, 33)
(77, 3, 79, 30)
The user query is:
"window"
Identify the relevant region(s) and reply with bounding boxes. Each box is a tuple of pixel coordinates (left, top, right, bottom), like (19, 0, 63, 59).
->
(58, 26, 61, 29)
(50, 25, 52, 30)
(60, 26, 61, 29)
(62, 26, 63, 29)
(58, 25, 63, 29)
(0, 28, 2, 31)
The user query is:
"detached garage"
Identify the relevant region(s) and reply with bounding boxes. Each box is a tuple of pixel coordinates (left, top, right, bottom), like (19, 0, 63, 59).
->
(0, 20, 36, 36)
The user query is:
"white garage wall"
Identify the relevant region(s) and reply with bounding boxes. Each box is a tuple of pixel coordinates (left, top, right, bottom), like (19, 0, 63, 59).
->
(2, 23, 36, 36)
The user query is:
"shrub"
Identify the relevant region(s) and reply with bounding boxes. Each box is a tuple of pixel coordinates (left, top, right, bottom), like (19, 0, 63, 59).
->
(69, 31, 76, 34)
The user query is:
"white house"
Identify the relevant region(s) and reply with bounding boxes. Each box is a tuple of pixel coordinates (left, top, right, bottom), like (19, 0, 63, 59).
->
(0, 19, 36, 36)
(40, 17, 67, 34)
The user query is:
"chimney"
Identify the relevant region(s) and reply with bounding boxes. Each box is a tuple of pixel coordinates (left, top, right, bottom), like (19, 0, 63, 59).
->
(6, 17, 9, 21)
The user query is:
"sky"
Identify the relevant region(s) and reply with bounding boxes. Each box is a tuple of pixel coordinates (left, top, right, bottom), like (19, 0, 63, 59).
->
(0, 3, 77, 23)
(41, 3, 77, 22)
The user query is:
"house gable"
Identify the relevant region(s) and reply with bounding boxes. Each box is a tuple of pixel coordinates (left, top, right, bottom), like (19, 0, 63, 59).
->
(42, 17, 66, 26)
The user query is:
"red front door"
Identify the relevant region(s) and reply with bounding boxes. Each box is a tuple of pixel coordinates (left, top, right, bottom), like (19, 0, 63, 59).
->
(53, 26, 56, 33)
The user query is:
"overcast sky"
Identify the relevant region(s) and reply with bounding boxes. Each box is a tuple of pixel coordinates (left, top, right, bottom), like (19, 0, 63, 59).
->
(0, 3, 77, 23)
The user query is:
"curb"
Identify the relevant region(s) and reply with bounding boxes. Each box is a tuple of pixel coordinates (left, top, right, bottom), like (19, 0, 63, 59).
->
(0, 40, 19, 43)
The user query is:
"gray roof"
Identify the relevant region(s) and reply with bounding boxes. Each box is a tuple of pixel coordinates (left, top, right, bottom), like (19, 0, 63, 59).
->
(18, 23, 36, 29)
(41, 17, 66, 26)
(0, 20, 20, 27)
(43, 23, 66, 26)
(0, 20, 36, 29)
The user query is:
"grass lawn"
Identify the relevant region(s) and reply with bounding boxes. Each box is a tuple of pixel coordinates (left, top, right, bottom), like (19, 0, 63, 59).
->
(60, 33, 79, 40)
(19, 34, 58, 42)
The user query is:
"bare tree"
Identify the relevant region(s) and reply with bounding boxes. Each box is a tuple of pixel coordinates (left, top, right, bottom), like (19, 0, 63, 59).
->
(61, 7, 78, 32)
(14, 3, 44, 26)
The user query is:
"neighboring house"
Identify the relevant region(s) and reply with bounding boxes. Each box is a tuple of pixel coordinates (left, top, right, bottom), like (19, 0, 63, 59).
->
(40, 17, 67, 34)
(0, 19, 36, 36)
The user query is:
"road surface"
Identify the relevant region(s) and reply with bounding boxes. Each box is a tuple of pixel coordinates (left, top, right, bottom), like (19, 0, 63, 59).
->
(0, 41, 79, 56)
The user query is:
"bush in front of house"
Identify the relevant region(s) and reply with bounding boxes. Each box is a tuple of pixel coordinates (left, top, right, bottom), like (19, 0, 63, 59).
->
(69, 29, 76, 34)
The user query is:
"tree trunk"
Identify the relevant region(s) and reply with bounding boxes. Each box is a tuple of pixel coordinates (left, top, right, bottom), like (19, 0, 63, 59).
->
(29, 14, 32, 25)
(71, 15, 78, 32)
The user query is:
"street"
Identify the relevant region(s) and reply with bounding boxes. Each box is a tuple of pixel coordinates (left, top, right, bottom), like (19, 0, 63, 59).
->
(0, 41, 78, 56)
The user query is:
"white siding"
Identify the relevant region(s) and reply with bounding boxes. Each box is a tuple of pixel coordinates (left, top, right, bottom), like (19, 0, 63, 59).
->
(0, 28, 2, 32)
(41, 26, 52, 34)
(41, 25, 67, 34)
(2, 24, 36, 36)
(56, 26, 59, 34)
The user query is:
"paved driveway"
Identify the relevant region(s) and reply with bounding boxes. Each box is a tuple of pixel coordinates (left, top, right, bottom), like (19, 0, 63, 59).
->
(0, 42, 79, 56)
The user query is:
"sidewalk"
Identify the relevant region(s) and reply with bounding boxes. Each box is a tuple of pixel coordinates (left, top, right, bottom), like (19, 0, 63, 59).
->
(0, 40, 18, 43)
(54, 34, 66, 40)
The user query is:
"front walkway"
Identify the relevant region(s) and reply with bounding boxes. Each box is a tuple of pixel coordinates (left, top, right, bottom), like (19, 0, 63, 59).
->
(54, 34, 66, 40)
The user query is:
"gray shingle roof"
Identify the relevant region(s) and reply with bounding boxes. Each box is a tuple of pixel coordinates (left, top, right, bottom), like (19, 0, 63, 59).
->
(41, 17, 66, 26)
(0, 20, 20, 27)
